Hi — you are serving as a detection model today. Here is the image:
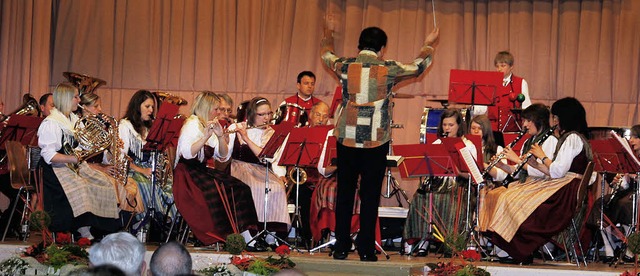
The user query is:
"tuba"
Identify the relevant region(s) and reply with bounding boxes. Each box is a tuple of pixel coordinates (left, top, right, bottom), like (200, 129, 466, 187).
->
(153, 91, 188, 106)
(63, 72, 107, 96)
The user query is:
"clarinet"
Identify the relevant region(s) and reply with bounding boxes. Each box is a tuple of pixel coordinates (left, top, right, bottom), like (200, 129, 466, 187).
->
(482, 128, 528, 177)
(502, 125, 557, 187)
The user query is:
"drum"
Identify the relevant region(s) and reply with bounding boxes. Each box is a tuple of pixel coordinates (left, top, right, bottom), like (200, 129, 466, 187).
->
(419, 107, 469, 144)
(273, 103, 308, 126)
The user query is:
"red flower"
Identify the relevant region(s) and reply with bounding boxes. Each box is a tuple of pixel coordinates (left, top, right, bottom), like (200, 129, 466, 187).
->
(77, 238, 92, 247)
(460, 249, 481, 262)
(56, 233, 72, 244)
(275, 245, 290, 257)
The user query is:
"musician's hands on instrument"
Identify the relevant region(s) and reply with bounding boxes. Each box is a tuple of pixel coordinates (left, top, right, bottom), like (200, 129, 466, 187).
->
(529, 144, 546, 160)
(205, 119, 224, 137)
(502, 147, 520, 163)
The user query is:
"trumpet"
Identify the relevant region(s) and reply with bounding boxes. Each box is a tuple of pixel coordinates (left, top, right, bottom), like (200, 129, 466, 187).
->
(482, 128, 527, 176)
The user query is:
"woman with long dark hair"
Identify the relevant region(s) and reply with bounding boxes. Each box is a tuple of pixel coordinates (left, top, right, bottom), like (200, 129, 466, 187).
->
(119, 90, 176, 225)
(481, 97, 594, 264)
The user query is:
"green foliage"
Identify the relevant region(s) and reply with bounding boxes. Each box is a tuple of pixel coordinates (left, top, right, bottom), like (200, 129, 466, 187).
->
(29, 210, 51, 231)
(444, 231, 468, 253)
(627, 232, 640, 255)
(247, 258, 279, 275)
(225, 233, 246, 255)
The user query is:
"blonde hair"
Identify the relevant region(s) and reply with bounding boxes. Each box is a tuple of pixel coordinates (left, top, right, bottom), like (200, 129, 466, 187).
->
(53, 83, 77, 115)
(190, 91, 220, 124)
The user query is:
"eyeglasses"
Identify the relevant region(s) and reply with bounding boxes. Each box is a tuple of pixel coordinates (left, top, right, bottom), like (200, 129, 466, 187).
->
(217, 108, 232, 113)
(256, 111, 273, 117)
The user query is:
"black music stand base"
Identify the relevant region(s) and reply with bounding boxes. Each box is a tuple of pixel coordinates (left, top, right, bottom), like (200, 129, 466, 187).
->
(308, 232, 390, 260)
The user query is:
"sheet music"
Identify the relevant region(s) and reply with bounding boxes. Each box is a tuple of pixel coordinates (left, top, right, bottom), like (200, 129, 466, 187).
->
(456, 143, 484, 184)
(611, 130, 640, 168)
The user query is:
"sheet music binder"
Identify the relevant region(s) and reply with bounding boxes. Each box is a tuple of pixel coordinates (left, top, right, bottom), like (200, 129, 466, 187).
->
(0, 115, 44, 149)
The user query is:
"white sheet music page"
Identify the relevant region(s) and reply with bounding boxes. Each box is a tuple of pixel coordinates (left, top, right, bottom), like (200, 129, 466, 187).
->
(455, 142, 484, 184)
(611, 131, 640, 169)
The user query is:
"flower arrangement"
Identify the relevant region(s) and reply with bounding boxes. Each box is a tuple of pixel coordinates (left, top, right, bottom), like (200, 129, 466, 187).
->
(0, 232, 91, 275)
(198, 245, 296, 276)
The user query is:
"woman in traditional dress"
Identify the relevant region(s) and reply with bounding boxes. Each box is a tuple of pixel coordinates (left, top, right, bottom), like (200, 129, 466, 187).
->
(403, 109, 476, 256)
(119, 90, 176, 225)
(173, 91, 258, 245)
(221, 97, 290, 240)
(481, 97, 593, 263)
(38, 83, 120, 239)
(80, 92, 145, 215)
(490, 103, 558, 184)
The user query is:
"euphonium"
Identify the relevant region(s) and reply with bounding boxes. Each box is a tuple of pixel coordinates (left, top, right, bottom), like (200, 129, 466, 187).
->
(287, 167, 308, 185)
(482, 128, 528, 176)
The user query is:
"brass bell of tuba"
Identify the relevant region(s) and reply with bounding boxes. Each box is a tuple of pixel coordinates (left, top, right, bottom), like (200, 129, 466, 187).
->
(63, 72, 107, 96)
(287, 167, 308, 185)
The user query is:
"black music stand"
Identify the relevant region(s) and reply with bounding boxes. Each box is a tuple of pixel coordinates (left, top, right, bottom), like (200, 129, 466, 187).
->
(279, 125, 331, 248)
(248, 122, 298, 251)
(136, 103, 184, 243)
(0, 115, 43, 241)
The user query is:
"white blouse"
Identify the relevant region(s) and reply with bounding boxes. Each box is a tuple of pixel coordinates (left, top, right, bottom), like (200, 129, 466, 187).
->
(118, 119, 146, 160)
(176, 115, 221, 164)
(38, 109, 78, 164)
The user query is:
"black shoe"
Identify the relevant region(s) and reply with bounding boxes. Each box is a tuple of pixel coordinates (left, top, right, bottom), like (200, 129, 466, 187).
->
(415, 249, 428, 257)
(333, 250, 349, 260)
(359, 253, 378, 262)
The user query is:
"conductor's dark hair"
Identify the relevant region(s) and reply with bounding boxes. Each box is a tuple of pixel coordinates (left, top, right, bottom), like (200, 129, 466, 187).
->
(358, 27, 387, 52)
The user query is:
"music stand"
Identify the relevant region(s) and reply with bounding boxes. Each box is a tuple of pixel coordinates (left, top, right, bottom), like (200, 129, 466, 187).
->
(591, 131, 640, 266)
(0, 115, 43, 241)
(279, 126, 331, 248)
(393, 142, 460, 256)
(136, 103, 184, 243)
(448, 69, 501, 111)
(248, 122, 297, 251)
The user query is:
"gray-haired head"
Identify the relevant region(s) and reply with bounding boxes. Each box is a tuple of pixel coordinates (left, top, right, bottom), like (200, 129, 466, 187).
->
(88, 232, 145, 276)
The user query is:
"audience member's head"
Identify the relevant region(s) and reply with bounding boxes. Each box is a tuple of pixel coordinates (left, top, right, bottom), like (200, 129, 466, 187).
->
(89, 232, 146, 276)
(70, 264, 126, 276)
(149, 241, 192, 276)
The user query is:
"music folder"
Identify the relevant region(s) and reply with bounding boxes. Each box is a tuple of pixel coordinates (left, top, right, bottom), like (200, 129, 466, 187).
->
(392, 143, 457, 178)
(590, 131, 640, 173)
(258, 121, 295, 160)
(143, 103, 184, 151)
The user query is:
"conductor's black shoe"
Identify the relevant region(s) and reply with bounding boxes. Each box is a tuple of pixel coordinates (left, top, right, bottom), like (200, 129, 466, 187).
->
(333, 250, 349, 260)
(359, 253, 378, 262)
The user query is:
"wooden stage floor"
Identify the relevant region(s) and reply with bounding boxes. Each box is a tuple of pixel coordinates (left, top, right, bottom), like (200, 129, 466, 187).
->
(0, 235, 633, 276)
